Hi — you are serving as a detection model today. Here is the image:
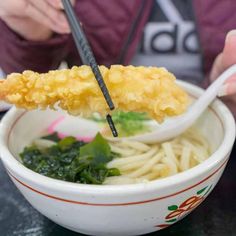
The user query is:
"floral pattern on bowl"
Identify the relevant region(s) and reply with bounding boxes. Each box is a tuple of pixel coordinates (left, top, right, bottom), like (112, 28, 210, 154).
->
(156, 185, 213, 229)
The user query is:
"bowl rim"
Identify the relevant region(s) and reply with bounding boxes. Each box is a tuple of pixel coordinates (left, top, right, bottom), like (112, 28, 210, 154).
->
(0, 81, 235, 195)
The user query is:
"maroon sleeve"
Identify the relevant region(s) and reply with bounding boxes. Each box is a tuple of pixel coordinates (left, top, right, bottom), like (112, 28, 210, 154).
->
(71, 0, 153, 66)
(0, 20, 70, 74)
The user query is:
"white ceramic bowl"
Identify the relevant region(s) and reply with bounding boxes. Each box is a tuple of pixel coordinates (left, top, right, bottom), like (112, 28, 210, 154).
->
(0, 81, 235, 236)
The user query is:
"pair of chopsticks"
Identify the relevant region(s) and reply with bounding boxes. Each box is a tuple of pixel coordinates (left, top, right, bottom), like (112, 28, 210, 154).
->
(61, 0, 118, 137)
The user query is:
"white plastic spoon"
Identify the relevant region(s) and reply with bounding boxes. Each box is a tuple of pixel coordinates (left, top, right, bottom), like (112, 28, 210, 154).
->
(116, 64, 236, 144)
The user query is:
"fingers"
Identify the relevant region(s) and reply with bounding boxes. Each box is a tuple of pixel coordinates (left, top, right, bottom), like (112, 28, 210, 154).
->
(25, 0, 70, 34)
(218, 80, 236, 97)
(47, 0, 76, 9)
(3, 15, 53, 41)
(47, 0, 63, 9)
(210, 30, 236, 82)
(210, 30, 236, 97)
(1, 0, 74, 34)
(217, 30, 236, 96)
(222, 30, 236, 69)
(0, 0, 28, 17)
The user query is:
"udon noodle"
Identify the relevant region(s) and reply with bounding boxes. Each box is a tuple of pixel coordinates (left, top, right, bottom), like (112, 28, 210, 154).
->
(105, 128, 210, 185)
(30, 127, 210, 185)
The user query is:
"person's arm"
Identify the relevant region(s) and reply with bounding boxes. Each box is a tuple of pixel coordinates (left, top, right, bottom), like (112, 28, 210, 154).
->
(0, 0, 74, 74)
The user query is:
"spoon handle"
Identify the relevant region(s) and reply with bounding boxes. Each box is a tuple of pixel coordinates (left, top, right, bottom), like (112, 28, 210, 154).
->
(190, 64, 236, 118)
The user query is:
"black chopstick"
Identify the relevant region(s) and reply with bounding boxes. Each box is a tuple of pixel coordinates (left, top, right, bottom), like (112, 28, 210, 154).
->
(106, 114, 118, 137)
(61, 0, 118, 137)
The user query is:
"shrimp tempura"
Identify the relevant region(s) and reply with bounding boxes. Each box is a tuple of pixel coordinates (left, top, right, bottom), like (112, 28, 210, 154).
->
(0, 65, 189, 122)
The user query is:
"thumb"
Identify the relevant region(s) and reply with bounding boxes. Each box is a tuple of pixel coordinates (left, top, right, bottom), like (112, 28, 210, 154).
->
(211, 30, 236, 81)
(222, 30, 236, 69)
(216, 30, 236, 97)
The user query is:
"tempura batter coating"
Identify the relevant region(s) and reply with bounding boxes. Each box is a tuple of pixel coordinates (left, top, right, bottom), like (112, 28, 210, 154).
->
(0, 65, 188, 122)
